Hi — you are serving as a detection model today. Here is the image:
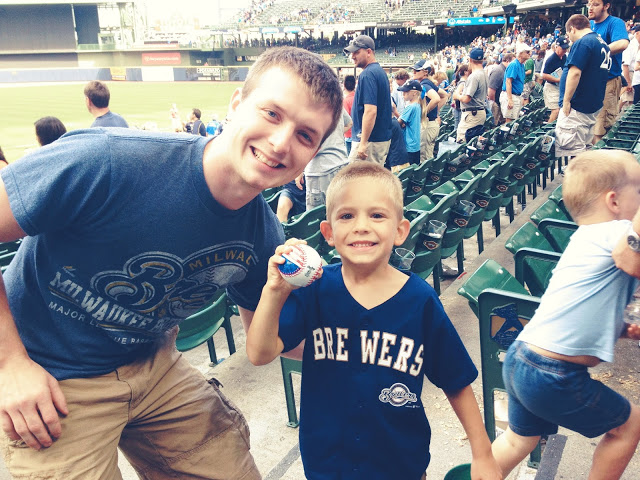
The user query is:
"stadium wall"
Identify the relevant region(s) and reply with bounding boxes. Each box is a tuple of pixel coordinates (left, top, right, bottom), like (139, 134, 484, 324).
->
(0, 48, 264, 69)
(0, 66, 251, 83)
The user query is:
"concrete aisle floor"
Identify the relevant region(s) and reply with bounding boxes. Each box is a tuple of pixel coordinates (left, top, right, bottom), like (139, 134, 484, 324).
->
(2, 175, 639, 479)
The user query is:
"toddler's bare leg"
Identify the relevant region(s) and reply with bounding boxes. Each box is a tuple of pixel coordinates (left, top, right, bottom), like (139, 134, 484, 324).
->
(589, 404, 640, 480)
(492, 427, 540, 477)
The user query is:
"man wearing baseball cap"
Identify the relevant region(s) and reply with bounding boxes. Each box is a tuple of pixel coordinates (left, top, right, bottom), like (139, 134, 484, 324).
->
(410, 60, 447, 161)
(454, 47, 488, 142)
(541, 36, 570, 122)
(343, 35, 392, 165)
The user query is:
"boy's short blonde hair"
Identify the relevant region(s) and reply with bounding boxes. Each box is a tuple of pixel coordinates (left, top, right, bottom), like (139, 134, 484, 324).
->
(563, 150, 638, 221)
(325, 162, 404, 220)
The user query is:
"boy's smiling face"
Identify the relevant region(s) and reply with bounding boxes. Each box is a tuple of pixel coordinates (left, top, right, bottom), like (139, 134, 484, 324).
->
(225, 67, 334, 194)
(321, 177, 409, 269)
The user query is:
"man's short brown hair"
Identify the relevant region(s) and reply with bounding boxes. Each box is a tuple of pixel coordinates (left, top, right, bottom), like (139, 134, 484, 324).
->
(566, 14, 591, 32)
(394, 70, 410, 81)
(84, 80, 110, 108)
(242, 47, 343, 143)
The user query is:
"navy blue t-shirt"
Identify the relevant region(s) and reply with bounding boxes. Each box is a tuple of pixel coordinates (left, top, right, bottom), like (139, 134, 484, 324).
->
(420, 78, 440, 121)
(591, 15, 628, 79)
(279, 264, 478, 480)
(559, 32, 610, 113)
(351, 63, 392, 142)
(387, 117, 408, 167)
(542, 52, 566, 79)
(2, 129, 284, 380)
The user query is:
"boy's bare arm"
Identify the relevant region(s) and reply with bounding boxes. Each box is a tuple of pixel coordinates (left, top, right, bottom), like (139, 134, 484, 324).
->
(246, 243, 304, 365)
(445, 386, 503, 480)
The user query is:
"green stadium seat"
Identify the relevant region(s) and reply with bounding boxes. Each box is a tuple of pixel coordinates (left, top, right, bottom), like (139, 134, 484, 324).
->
(176, 291, 236, 366)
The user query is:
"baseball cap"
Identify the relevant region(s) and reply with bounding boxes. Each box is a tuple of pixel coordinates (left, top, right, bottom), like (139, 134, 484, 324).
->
(397, 79, 423, 92)
(410, 59, 426, 70)
(519, 44, 532, 52)
(632, 25, 640, 32)
(556, 36, 570, 49)
(469, 47, 484, 61)
(343, 35, 375, 54)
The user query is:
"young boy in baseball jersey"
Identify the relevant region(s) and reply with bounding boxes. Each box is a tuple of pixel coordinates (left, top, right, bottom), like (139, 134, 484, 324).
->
(492, 150, 640, 480)
(247, 162, 502, 480)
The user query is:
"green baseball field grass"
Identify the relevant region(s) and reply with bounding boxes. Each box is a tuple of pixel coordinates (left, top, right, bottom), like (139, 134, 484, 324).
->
(0, 81, 242, 162)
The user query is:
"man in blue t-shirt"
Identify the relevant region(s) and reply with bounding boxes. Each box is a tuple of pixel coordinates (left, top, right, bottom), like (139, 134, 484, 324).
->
(589, 0, 629, 142)
(0, 48, 343, 479)
(541, 36, 570, 122)
(500, 47, 531, 121)
(344, 35, 392, 166)
(556, 14, 610, 158)
(84, 80, 129, 128)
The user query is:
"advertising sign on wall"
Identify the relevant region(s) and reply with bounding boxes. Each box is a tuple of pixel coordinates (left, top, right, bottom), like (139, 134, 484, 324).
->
(141, 52, 182, 65)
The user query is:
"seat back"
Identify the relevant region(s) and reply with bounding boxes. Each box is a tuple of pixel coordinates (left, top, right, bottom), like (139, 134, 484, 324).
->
(477, 289, 540, 441)
(537, 218, 578, 252)
(399, 210, 429, 252)
(457, 259, 530, 317)
(514, 248, 562, 297)
(530, 200, 571, 225)
(283, 204, 326, 249)
(176, 291, 236, 365)
(504, 221, 556, 255)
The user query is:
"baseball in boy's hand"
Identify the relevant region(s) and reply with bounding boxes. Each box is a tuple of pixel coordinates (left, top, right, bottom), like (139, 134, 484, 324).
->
(278, 244, 323, 287)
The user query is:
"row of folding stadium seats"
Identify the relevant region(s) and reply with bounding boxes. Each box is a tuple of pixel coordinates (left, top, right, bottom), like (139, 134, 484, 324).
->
(595, 102, 640, 155)
(443, 104, 640, 468)
(451, 181, 574, 468)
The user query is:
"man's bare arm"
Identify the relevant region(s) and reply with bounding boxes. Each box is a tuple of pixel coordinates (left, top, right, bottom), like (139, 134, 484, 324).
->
(0, 178, 69, 451)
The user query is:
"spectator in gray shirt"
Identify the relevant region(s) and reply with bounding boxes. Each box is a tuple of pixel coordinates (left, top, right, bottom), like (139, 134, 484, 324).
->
(84, 80, 129, 128)
(487, 52, 514, 125)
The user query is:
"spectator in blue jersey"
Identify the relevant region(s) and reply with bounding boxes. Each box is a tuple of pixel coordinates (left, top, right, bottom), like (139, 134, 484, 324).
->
(247, 162, 503, 480)
(541, 36, 570, 123)
(500, 47, 531, 122)
(84, 80, 129, 128)
(556, 14, 611, 159)
(344, 35, 392, 166)
(589, 0, 629, 143)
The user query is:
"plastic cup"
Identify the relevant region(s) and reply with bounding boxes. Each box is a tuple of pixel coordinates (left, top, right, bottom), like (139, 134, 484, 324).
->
(456, 199, 475, 216)
(426, 220, 447, 239)
(390, 248, 415, 271)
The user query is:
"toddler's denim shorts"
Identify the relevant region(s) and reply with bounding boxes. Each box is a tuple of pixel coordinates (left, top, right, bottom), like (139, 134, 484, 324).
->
(502, 341, 631, 438)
